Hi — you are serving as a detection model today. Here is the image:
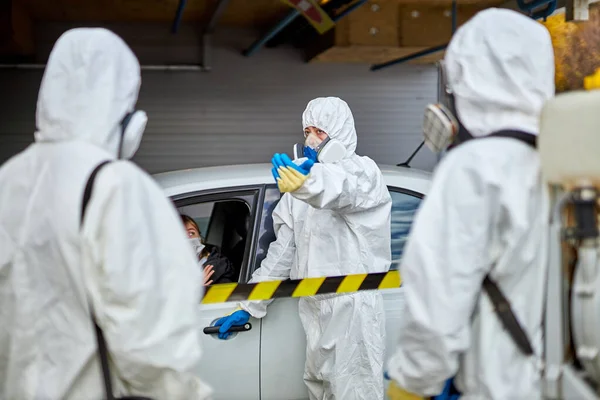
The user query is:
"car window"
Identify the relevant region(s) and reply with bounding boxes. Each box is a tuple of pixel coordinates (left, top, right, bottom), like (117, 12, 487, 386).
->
(252, 186, 423, 273)
(253, 186, 282, 271)
(389, 189, 423, 270)
(174, 189, 259, 283)
(178, 202, 215, 237)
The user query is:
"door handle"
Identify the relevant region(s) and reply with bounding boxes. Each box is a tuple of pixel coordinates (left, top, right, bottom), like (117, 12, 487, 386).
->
(203, 323, 252, 335)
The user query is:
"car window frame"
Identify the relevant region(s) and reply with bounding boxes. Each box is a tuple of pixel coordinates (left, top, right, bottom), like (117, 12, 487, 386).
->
(171, 185, 264, 283)
(247, 183, 425, 276)
(387, 185, 424, 270)
(247, 184, 282, 279)
(387, 186, 424, 201)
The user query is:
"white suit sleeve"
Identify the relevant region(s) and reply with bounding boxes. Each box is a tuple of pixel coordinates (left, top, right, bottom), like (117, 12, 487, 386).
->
(82, 163, 211, 400)
(387, 152, 500, 396)
(239, 195, 296, 318)
(291, 158, 387, 212)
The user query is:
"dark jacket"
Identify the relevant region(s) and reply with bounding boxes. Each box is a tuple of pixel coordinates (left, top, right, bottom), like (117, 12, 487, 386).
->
(203, 245, 236, 284)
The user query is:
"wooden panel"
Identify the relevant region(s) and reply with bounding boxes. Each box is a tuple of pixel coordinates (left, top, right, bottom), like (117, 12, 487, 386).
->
(308, 0, 508, 65)
(399, 4, 486, 47)
(7, 0, 506, 64)
(13, 0, 510, 24)
(346, 1, 401, 47)
(309, 45, 443, 63)
(334, 14, 352, 46)
(308, 0, 497, 65)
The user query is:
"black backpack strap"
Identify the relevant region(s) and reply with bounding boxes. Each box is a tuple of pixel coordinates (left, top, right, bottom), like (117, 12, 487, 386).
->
(80, 160, 114, 400)
(81, 161, 112, 226)
(486, 130, 537, 149)
(481, 129, 536, 356)
(482, 275, 534, 356)
(94, 322, 115, 400)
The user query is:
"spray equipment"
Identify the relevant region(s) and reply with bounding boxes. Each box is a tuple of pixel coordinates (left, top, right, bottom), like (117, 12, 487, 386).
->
(539, 89, 600, 399)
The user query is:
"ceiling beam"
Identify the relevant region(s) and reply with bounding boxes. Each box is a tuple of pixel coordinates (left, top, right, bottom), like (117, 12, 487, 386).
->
(307, 1, 495, 65)
(369, 0, 561, 70)
(171, 0, 187, 33)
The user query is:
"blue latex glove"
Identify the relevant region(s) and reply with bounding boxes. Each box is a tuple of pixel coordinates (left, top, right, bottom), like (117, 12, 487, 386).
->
(432, 379, 461, 400)
(271, 153, 315, 193)
(213, 310, 251, 340)
(271, 153, 314, 182)
(384, 371, 391, 380)
(304, 146, 319, 162)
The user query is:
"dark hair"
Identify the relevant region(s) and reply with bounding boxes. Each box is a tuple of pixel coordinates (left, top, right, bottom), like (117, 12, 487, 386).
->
(180, 214, 210, 259)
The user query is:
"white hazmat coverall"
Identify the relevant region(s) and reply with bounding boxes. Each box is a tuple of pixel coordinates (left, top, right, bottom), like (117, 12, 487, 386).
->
(0, 28, 211, 400)
(240, 97, 392, 400)
(387, 8, 555, 400)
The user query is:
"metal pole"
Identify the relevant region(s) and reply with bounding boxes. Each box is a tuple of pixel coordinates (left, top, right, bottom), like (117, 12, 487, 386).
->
(242, 9, 301, 57)
(370, 44, 448, 72)
(332, 0, 368, 21)
(451, 0, 458, 33)
(397, 141, 425, 168)
(205, 0, 230, 32)
(171, 0, 187, 34)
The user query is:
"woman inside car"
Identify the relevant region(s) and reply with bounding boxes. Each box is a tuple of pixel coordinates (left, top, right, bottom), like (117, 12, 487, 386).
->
(181, 214, 236, 285)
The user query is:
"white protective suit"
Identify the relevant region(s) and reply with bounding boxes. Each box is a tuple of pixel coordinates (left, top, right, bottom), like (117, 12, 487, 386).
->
(0, 28, 211, 400)
(387, 9, 555, 400)
(240, 97, 392, 400)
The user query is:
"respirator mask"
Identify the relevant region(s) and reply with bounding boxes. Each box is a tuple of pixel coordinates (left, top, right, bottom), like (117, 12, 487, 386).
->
(189, 237, 205, 257)
(292, 134, 346, 164)
(422, 61, 473, 153)
(118, 109, 148, 159)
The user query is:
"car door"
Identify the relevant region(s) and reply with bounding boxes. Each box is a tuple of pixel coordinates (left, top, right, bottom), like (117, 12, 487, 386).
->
(258, 185, 424, 400)
(172, 186, 264, 400)
(250, 186, 308, 400)
(383, 188, 423, 399)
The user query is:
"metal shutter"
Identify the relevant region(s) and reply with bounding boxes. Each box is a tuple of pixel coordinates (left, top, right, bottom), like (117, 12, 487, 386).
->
(0, 52, 437, 173)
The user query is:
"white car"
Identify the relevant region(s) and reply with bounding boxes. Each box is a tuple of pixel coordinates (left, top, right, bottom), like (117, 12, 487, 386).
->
(154, 163, 432, 400)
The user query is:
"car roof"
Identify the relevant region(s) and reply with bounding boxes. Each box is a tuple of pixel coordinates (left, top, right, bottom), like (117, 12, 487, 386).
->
(153, 163, 432, 197)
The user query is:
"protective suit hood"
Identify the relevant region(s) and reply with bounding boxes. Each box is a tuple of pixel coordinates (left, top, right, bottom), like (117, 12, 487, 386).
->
(445, 8, 555, 137)
(35, 28, 142, 158)
(302, 97, 357, 155)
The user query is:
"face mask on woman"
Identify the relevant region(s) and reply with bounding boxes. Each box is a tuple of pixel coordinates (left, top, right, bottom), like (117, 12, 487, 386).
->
(189, 237, 205, 257)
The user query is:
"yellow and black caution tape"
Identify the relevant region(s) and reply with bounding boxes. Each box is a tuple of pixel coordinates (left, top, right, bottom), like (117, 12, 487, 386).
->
(201, 270, 402, 304)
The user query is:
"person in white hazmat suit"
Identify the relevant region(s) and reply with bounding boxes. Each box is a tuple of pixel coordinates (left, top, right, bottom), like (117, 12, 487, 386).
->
(0, 28, 211, 400)
(214, 97, 392, 400)
(386, 8, 555, 400)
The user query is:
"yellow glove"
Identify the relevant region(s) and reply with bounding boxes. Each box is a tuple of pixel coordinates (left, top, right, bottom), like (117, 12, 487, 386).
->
(387, 381, 425, 400)
(229, 307, 242, 315)
(276, 166, 308, 193)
